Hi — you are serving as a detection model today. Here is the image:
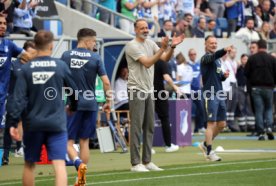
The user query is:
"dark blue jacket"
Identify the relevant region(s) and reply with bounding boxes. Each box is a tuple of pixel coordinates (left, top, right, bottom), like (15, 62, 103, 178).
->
(200, 49, 227, 94)
(10, 56, 77, 132)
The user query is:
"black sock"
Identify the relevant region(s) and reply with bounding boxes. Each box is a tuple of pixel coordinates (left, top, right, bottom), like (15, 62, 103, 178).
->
(207, 145, 212, 155)
(203, 141, 207, 147)
(16, 141, 22, 151)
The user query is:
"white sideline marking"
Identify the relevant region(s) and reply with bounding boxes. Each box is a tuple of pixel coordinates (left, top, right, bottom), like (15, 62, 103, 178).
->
(216, 150, 276, 153)
(89, 167, 276, 185)
(0, 159, 276, 185)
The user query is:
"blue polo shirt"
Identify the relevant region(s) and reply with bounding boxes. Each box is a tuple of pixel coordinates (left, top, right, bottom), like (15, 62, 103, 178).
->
(189, 61, 201, 91)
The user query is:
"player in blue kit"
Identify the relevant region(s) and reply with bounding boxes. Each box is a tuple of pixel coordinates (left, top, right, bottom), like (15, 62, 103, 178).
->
(199, 35, 233, 161)
(2, 41, 37, 166)
(9, 30, 78, 186)
(61, 28, 111, 185)
(0, 15, 30, 127)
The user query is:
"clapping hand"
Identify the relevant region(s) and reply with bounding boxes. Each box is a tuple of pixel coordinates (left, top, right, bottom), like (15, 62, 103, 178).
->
(171, 33, 185, 48)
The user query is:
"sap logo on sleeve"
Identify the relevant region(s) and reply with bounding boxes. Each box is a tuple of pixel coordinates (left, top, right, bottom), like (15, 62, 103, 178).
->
(32, 72, 55, 84)
(70, 59, 89, 68)
(0, 57, 7, 67)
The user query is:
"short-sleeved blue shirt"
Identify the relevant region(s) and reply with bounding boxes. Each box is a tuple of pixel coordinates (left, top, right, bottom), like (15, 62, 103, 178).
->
(0, 38, 23, 101)
(61, 48, 107, 111)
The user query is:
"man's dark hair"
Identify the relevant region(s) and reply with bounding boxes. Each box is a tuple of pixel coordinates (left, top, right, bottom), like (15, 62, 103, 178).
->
(246, 18, 254, 23)
(208, 19, 216, 24)
(184, 13, 192, 18)
(34, 30, 54, 50)
(251, 41, 258, 45)
(134, 19, 147, 28)
(23, 40, 35, 50)
(241, 53, 249, 58)
(77, 28, 96, 41)
(205, 35, 215, 41)
(163, 20, 172, 25)
(257, 39, 267, 49)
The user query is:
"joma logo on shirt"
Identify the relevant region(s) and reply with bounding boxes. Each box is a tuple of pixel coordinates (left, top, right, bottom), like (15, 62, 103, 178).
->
(32, 72, 55, 84)
(70, 59, 89, 68)
(0, 57, 8, 67)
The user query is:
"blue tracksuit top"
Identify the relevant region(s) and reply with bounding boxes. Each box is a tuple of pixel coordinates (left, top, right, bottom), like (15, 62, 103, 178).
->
(10, 56, 77, 132)
(61, 48, 107, 111)
(0, 38, 23, 101)
(200, 49, 227, 94)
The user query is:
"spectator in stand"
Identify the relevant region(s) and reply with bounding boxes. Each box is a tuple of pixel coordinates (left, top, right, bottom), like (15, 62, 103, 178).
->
(194, 0, 215, 19)
(206, 19, 217, 36)
(206, 19, 216, 31)
(261, 0, 273, 22)
(244, 0, 259, 22)
(173, 19, 188, 36)
(98, 0, 116, 24)
(245, 39, 275, 141)
(72, 0, 92, 15)
(176, 52, 193, 98)
(0, 0, 18, 35)
(224, 0, 245, 37)
(175, 0, 197, 20)
(188, 48, 206, 134)
(158, 0, 177, 26)
(235, 18, 260, 43)
(13, 0, 38, 37)
(192, 16, 206, 38)
(208, 0, 225, 18)
(120, 0, 142, 34)
(142, 0, 159, 19)
(158, 19, 174, 37)
(236, 54, 255, 132)
(249, 41, 258, 54)
(183, 13, 194, 37)
(258, 21, 271, 40)
(255, 5, 264, 29)
(269, 21, 276, 39)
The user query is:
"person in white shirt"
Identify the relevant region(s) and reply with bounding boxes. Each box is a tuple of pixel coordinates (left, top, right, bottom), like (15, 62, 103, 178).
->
(235, 18, 260, 43)
(175, 52, 193, 98)
(114, 67, 129, 110)
(221, 47, 240, 132)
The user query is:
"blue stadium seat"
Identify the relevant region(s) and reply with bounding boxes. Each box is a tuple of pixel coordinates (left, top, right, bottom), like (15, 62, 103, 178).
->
(216, 18, 228, 31)
(43, 20, 63, 36)
(56, 0, 67, 5)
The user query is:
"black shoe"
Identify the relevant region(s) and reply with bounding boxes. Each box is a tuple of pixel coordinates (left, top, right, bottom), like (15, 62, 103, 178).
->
(2, 158, 9, 166)
(258, 134, 265, 141)
(239, 125, 247, 132)
(266, 128, 274, 140)
(228, 125, 240, 132)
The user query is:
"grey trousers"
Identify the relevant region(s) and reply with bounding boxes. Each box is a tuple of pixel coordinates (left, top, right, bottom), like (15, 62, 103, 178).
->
(129, 91, 155, 165)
